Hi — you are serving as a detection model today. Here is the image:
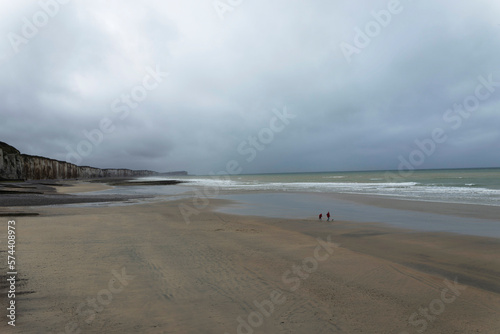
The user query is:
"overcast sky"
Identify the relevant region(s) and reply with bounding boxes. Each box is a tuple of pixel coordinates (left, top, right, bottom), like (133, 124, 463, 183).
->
(1, 0, 499, 175)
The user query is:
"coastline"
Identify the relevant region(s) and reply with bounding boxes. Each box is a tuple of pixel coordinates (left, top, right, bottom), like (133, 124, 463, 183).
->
(0, 181, 499, 332)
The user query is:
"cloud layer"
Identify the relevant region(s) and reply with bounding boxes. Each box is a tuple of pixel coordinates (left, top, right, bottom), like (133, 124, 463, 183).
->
(1, 0, 499, 174)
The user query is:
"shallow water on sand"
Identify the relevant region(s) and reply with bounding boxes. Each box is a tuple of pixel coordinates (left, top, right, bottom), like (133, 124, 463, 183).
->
(215, 193, 500, 238)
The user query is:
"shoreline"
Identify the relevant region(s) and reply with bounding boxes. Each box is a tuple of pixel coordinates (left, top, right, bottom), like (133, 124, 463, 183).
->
(2, 179, 499, 237)
(4, 178, 500, 215)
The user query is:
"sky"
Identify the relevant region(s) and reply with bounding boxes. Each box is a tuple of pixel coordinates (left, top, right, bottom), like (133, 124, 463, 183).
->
(1, 0, 500, 175)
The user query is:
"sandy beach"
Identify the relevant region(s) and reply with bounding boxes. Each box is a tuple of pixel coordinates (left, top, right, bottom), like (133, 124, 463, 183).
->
(0, 181, 499, 333)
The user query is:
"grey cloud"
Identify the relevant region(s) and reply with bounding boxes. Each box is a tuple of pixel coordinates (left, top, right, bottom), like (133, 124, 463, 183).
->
(1, 0, 499, 175)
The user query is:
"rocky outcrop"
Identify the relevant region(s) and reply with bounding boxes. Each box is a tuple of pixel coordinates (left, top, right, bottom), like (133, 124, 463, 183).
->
(0, 141, 164, 180)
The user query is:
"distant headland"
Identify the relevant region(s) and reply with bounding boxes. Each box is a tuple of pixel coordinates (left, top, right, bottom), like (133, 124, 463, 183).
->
(0, 141, 187, 181)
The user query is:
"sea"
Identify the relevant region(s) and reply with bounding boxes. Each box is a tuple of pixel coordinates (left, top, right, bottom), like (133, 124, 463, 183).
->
(158, 168, 500, 207)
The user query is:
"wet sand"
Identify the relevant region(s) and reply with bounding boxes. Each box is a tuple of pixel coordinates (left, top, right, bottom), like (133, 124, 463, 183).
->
(0, 187, 499, 333)
(54, 181, 115, 194)
(0, 180, 150, 209)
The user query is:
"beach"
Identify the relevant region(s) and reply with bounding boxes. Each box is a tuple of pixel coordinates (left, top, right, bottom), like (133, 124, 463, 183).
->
(0, 180, 499, 333)
(3, 1, 500, 332)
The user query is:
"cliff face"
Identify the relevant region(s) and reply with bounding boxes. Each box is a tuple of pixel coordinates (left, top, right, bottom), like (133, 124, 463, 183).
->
(0, 141, 160, 180)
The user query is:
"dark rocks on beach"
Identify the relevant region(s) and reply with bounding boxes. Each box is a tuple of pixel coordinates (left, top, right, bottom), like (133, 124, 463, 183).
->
(108, 180, 186, 186)
(0, 192, 150, 207)
(0, 212, 40, 217)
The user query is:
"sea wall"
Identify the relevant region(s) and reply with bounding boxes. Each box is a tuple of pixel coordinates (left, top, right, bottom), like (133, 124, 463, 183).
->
(0, 141, 160, 180)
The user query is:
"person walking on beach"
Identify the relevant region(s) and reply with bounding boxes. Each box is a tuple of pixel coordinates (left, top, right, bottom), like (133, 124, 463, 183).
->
(319, 213, 323, 220)
(327, 211, 331, 221)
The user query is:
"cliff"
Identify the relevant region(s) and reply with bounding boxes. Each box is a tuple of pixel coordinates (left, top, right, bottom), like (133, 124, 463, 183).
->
(0, 141, 172, 181)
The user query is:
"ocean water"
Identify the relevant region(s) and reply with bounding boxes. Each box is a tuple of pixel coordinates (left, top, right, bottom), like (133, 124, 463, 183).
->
(151, 168, 500, 207)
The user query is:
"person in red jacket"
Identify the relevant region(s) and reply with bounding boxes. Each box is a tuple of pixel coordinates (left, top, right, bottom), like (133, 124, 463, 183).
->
(319, 213, 323, 220)
(327, 211, 331, 221)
